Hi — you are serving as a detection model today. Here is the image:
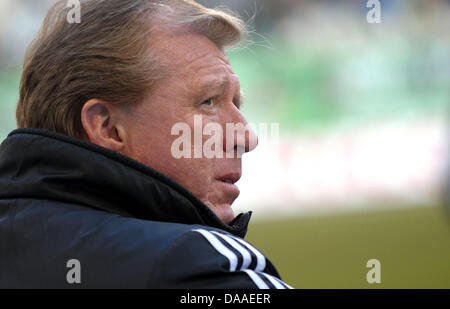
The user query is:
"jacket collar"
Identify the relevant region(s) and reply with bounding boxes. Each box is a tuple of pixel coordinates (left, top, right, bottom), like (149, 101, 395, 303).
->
(0, 129, 251, 237)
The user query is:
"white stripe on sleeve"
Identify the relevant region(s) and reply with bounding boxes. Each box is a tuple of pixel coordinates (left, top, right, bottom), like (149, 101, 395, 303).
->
(192, 229, 293, 289)
(273, 276, 295, 289)
(242, 269, 269, 289)
(211, 231, 252, 270)
(228, 234, 266, 272)
(193, 229, 238, 272)
(259, 272, 287, 289)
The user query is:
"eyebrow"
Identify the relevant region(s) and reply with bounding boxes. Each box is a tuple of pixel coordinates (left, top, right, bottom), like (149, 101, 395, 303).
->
(197, 76, 244, 109)
(198, 76, 228, 94)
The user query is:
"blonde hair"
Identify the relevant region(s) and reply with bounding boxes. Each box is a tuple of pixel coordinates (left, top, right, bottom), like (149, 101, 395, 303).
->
(16, 0, 247, 138)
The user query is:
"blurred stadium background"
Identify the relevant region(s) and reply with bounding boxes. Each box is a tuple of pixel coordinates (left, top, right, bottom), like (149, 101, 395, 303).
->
(1, 0, 449, 288)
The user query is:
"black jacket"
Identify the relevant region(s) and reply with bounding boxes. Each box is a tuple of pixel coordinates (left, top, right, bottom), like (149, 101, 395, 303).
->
(0, 129, 290, 289)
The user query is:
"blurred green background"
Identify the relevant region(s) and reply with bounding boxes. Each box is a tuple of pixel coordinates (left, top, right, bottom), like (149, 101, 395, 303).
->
(247, 206, 450, 288)
(0, 0, 449, 288)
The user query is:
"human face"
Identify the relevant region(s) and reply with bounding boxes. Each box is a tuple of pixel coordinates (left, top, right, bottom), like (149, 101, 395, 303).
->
(120, 31, 258, 224)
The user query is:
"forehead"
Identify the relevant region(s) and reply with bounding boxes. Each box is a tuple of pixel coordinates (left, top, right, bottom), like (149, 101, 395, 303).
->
(151, 29, 237, 83)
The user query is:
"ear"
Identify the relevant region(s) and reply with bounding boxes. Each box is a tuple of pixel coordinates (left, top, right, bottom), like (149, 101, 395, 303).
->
(81, 99, 126, 151)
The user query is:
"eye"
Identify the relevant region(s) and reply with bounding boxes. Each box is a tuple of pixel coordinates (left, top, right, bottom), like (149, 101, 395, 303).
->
(202, 98, 214, 106)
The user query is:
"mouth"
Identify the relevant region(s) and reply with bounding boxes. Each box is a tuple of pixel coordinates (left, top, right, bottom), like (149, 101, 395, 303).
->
(218, 173, 241, 185)
(216, 173, 241, 197)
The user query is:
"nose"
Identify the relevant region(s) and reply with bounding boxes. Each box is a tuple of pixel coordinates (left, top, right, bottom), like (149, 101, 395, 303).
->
(223, 105, 258, 157)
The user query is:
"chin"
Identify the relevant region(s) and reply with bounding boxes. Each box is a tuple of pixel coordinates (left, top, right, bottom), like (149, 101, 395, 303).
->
(216, 204, 235, 225)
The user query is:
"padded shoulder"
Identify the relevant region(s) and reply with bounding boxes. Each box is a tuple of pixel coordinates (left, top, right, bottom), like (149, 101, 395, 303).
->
(151, 228, 293, 289)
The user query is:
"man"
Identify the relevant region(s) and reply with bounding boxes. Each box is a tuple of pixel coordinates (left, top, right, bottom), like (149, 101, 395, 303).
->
(0, 0, 291, 288)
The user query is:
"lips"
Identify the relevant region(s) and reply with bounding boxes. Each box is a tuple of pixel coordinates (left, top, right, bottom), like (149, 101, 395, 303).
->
(218, 173, 241, 184)
(216, 172, 241, 198)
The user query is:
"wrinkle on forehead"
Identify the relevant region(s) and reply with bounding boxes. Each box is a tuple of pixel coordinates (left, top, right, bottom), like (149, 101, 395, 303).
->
(144, 27, 241, 108)
(154, 31, 237, 82)
(152, 27, 230, 68)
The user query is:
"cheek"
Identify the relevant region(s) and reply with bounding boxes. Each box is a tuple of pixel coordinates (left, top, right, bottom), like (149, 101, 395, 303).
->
(173, 158, 215, 198)
(154, 156, 216, 204)
(131, 132, 216, 201)
(124, 105, 219, 201)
